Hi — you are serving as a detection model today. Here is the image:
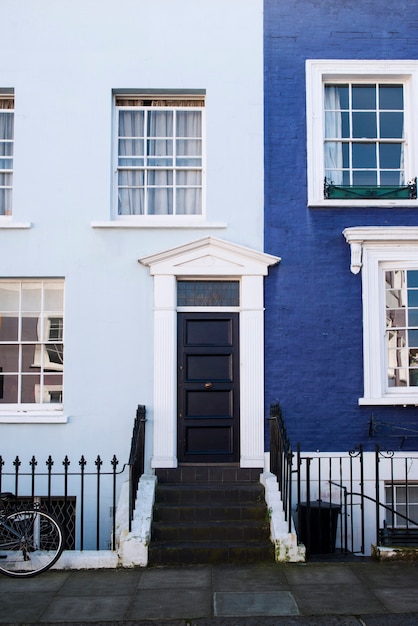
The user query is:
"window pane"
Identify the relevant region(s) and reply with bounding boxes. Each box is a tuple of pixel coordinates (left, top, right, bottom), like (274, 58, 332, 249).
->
(379, 85, 403, 110)
(147, 170, 173, 185)
(380, 112, 403, 139)
(176, 138, 202, 157)
(177, 281, 239, 306)
(386, 309, 406, 327)
(176, 188, 202, 215)
(352, 112, 377, 138)
(0, 316, 18, 341)
(379, 143, 402, 169)
(0, 187, 12, 216)
(176, 111, 202, 137)
(0, 345, 19, 372)
(119, 111, 144, 137)
(22, 344, 36, 372)
(352, 85, 376, 109)
(0, 112, 13, 140)
(409, 329, 418, 346)
(0, 374, 18, 403)
(324, 84, 349, 109)
(20, 374, 40, 403)
(352, 170, 377, 186)
(46, 343, 64, 367)
(44, 285, 64, 311)
(118, 188, 144, 215)
(0, 284, 19, 311)
(410, 349, 418, 366)
(148, 111, 173, 137)
(408, 290, 418, 307)
(21, 315, 39, 341)
(381, 171, 404, 185)
(352, 143, 377, 169)
(408, 271, 418, 288)
(147, 189, 173, 215)
(147, 139, 173, 158)
(408, 310, 418, 326)
(21, 283, 42, 311)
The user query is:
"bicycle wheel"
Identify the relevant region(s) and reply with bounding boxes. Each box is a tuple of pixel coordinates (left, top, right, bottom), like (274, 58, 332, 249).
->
(0, 509, 64, 577)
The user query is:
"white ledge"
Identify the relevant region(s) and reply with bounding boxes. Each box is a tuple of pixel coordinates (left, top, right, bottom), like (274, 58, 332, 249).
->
(310, 200, 418, 209)
(0, 220, 32, 229)
(344, 226, 418, 242)
(0, 413, 69, 423)
(91, 220, 227, 229)
(359, 397, 418, 406)
(343, 226, 418, 273)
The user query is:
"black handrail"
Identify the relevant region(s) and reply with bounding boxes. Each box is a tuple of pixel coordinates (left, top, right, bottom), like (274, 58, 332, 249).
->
(128, 404, 146, 531)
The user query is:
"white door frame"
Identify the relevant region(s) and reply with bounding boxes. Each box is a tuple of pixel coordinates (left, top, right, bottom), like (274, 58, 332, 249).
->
(140, 236, 280, 468)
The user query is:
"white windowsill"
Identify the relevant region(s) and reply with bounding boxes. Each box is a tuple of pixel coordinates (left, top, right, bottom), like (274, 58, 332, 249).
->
(310, 199, 418, 209)
(0, 412, 69, 423)
(91, 219, 227, 229)
(0, 219, 32, 229)
(359, 397, 418, 406)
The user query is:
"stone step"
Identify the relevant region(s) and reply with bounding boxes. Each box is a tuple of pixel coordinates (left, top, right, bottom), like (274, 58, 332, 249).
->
(148, 540, 275, 566)
(152, 501, 268, 523)
(152, 519, 270, 542)
(154, 482, 265, 504)
(149, 467, 273, 565)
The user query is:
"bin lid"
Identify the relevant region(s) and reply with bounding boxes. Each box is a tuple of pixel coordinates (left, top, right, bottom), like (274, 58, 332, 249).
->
(298, 500, 340, 509)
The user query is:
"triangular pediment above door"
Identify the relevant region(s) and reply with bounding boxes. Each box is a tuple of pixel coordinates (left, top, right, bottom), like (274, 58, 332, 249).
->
(139, 236, 280, 276)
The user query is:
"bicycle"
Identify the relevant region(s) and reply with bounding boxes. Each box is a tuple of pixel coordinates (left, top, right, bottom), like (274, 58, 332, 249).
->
(0, 492, 64, 577)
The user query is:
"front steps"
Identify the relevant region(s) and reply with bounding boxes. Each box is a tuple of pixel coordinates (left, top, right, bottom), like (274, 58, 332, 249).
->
(148, 467, 275, 565)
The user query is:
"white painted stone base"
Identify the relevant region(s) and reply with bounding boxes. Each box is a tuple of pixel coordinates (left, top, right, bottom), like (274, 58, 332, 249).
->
(51, 550, 119, 570)
(261, 471, 306, 563)
(372, 544, 418, 561)
(50, 474, 157, 570)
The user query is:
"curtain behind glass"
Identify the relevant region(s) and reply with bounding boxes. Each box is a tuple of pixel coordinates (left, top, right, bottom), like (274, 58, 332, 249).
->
(118, 105, 202, 216)
(324, 87, 343, 185)
(0, 99, 14, 216)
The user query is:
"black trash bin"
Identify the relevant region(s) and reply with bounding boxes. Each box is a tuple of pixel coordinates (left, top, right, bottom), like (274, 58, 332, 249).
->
(298, 500, 341, 554)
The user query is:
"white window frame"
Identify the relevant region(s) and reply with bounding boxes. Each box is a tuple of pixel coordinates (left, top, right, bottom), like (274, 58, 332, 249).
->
(112, 93, 206, 226)
(343, 227, 418, 405)
(307, 60, 418, 207)
(0, 91, 14, 218)
(385, 482, 418, 528)
(0, 279, 66, 421)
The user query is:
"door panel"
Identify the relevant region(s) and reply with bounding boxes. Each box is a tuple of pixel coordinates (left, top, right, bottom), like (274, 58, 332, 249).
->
(178, 312, 239, 463)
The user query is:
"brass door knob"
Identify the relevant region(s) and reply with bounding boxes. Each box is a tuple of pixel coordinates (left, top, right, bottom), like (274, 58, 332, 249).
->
(204, 382, 213, 389)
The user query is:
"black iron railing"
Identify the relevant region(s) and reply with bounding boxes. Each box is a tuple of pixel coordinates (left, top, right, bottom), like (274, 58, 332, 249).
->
(0, 405, 146, 550)
(269, 402, 294, 533)
(128, 404, 146, 531)
(0, 453, 123, 551)
(269, 402, 418, 557)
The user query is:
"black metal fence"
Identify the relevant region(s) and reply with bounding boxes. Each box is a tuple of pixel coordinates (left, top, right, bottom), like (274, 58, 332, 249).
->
(0, 405, 146, 551)
(128, 404, 146, 531)
(269, 402, 418, 557)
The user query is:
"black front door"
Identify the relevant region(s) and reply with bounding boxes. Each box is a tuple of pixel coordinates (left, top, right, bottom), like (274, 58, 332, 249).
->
(177, 312, 239, 463)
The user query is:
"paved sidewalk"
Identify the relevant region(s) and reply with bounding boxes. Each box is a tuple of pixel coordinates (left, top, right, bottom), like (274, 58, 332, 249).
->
(1, 561, 418, 624)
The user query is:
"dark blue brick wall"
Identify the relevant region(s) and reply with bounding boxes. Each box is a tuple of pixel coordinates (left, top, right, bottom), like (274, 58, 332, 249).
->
(264, 0, 418, 453)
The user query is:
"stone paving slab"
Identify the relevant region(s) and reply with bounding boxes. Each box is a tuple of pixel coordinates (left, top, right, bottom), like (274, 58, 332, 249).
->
(214, 591, 299, 617)
(38, 595, 133, 623)
(291, 582, 386, 615)
(125, 589, 212, 621)
(2, 562, 418, 624)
